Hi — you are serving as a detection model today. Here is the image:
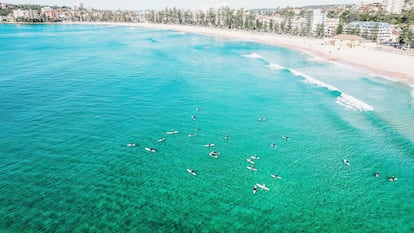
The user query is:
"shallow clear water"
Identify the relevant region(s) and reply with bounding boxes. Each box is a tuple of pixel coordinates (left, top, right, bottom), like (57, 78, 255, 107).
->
(0, 24, 413, 232)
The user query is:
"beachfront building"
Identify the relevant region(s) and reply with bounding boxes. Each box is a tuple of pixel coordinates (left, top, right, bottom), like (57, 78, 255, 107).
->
(13, 9, 39, 20)
(329, 34, 371, 48)
(41, 7, 59, 20)
(311, 9, 327, 36)
(324, 18, 340, 37)
(382, 0, 404, 14)
(345, 21, 396, 42)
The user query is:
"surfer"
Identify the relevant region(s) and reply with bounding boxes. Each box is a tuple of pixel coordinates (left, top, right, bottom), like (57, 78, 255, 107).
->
(253, 185, 257, 194)
(343, 159, 350, 166)
(270, 143, 277, 148)
(209, 151, 220, 157)
(224, 135, 230, 140)
(283, 136, 290, 141)
(271, 174, 281, 179)
(192, 115, 197, 120)
(388, 176, 397, 182)
(187, 169, 197, 176)
(375, 171, 380, 177)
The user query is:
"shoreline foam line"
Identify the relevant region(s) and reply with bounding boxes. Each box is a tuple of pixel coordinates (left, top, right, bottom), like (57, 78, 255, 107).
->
(244, 53, 374, 112)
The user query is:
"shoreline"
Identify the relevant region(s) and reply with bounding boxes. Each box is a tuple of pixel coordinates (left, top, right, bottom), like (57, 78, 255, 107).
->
(135, 23, 414, 86)
(6, 21, 413, 86)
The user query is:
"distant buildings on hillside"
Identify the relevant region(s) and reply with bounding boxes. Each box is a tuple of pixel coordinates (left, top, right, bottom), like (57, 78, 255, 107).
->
(0, 1, 412, 45)
(383, 0, 404, 14)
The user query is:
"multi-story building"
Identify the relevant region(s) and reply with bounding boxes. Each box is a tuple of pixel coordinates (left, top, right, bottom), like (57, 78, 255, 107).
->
(324, 18, 340, 37)
(13, 9, 39, 19)
(383, 0, 404, 14)
(345, 21, 396, 42)
(311, 9, 326, 34)
(405, 0, 414, 10)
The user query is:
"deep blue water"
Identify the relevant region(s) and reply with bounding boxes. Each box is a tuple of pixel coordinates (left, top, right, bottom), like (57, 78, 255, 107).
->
(0, 24, 413, 232)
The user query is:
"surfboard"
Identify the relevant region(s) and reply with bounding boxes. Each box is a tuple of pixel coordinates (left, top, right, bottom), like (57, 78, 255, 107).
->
(187, 169, 197, 176)
(166, 130, 179, 135)
(256, 183, 270, 191)
(247, 166, 257, 171)
(343, 159, 350, 166)
(253, 185, 257, 194)
(247, 158, 255, 164)
(145, 147, 156, 153)
(209, 151, 220, 158)
(271, 174, 282, 179)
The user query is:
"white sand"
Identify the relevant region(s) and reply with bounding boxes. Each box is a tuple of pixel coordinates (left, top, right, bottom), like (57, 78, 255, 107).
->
(74, 22, 414, 85)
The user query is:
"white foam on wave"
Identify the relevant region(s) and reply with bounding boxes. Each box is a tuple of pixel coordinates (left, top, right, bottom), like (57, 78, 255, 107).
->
(287, 68, 374, 112)
(336, 93, 374, 112)
(243, 53, 264, 59)
(244, 54, 374, 112)
(268, 63, 286, 70)
(288, 68, 339, 92)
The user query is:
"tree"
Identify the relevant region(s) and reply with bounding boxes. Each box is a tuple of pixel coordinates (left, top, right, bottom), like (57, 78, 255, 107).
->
(336, 24, 343, 35)
(316, 23, 325, 37)
(269, 19, 274, 32)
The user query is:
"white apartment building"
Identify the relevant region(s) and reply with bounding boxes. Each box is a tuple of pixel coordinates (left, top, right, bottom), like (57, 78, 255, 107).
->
(311, 9, 326, 34)
(324, 18, 340, 37)
(345, 21, 396, 42)
(383, 0, 404, 14)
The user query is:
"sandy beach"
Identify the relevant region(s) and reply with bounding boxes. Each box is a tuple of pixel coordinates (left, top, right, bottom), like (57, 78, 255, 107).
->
(138, 23, 414, 85)
(73, 22, 414, 86)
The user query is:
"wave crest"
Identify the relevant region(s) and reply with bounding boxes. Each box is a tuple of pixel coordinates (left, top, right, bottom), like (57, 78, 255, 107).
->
(268, 63, 286, 70)
(336, 93, 374, 112)
(243, 53, 264, 60)
(243, 54, 374, 112)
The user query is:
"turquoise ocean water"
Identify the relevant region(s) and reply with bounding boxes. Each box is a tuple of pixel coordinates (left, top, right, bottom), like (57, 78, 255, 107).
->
(0, 24, 413, 232)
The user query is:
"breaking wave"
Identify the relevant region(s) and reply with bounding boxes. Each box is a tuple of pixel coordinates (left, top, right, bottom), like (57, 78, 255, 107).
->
(243, 53, 264, 60)
(243, 53, 374, 112)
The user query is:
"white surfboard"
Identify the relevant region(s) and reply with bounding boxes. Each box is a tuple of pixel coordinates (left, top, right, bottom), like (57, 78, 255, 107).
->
(253, 185, 257, 194)
(209, 151, 220, 158)
(166, 130, 179, 135)
(247, 166, 257, 171)
(255, 183, 270, 191)
(343, 159, 350, 166)
(247, 158, 255, 164)
(187, 169, 197, 176)
(271, 174, 281, 179)
(145, 147, 156, 153)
